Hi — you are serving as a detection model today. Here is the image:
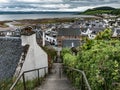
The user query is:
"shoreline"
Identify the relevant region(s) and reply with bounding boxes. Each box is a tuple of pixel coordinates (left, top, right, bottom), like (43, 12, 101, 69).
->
(0, 14, 98, 22)
(0, 15, 100, 31)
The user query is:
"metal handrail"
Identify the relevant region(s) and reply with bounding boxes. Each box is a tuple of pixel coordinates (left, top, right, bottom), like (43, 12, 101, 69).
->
(64, 66, 91, 90)
(10, 66, 48, 90)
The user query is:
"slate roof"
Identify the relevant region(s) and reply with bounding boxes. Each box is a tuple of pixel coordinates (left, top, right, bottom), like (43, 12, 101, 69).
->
(80, 27, 104, 35)
(91, 27, 104, 31)
(80, 28, 87, 32)
(116, 28, 120, 34)
(0, 38, 22, 81)
(62, 39, 80, 48)
(57, 28, 81, 36)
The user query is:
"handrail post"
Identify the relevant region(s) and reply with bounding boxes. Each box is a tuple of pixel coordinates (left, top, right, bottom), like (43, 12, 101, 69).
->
(79, 74, 81, 90)
(37, 69, 40, 85)
(81, 75, 84, 90)
(59, 67, 62, 78)
(22, 73, 26, 90)
(72, 70, 74, 83)
(44, 67, 46, 77)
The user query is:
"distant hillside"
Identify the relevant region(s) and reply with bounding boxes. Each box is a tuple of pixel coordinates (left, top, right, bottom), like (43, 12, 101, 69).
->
(92, 6, 115, 10)
(81, 6, 120, 15)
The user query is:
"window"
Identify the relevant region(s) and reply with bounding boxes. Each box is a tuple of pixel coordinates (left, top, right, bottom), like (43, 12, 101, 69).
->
(59, 40, 61, 43)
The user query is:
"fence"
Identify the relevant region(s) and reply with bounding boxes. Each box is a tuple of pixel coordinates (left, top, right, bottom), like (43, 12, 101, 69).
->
(10, 66, 48, 90)
(63, 66, 91, 90)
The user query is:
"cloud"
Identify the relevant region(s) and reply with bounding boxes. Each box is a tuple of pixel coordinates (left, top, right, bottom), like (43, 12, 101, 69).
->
(0, 0, 120, 12)
(58, 6, 94, 12)
(41, 4, 70, 9)
(0, 0, 9, 3)
(16, 0, 63, 3)
(17, 0, 40, 2)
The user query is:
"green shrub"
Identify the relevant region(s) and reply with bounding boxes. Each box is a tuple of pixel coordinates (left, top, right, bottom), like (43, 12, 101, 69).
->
(62, 29, 120, 90)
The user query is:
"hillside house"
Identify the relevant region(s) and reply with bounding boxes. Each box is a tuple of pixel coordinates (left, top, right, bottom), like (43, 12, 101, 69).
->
(0, 29, 20, 37)
(57, 28, 81, 47)
(112, 28, 120, 37)
(81, 27, 104, 39)
(45, 31, 57, 45)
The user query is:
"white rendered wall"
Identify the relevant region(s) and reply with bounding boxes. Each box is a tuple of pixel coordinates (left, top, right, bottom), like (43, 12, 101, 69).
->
(20, 34, 48, 80)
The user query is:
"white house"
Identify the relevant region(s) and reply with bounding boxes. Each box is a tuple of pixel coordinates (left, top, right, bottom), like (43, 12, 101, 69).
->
(81, 28, 92, 35)
(81, 28, 98, 39)
(15, 34, 48, 80)
(88, 34, 96, 39)
(45, 30, 57, 45)
(45, 35, 57, 45)
(112, 28, 120, 37)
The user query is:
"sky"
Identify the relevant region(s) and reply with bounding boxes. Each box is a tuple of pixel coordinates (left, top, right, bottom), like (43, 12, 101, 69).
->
(0, 0, 120, 12)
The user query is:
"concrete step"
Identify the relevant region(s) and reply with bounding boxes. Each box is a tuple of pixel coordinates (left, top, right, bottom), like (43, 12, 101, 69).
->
(34, 63, 75, 90)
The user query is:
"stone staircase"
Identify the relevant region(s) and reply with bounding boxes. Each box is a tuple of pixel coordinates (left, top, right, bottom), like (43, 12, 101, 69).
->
(35, 63, 75, 90)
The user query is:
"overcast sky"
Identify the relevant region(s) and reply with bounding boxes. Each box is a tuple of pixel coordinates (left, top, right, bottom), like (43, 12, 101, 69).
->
(0, 0, 120, 12)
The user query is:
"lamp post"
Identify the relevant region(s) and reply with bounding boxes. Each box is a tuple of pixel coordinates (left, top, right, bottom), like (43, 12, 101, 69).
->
(43, 31, 45, 47)
(41, 24, 46, 47)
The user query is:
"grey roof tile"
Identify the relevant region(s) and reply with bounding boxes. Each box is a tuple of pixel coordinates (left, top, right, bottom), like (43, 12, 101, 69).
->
(62, 39, 80, 48)
(0, 38, 22, 81)
(58, 28, 81, 36)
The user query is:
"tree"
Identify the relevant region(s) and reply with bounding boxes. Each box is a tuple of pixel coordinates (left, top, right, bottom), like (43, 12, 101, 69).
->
(95, 28, 112, 40)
